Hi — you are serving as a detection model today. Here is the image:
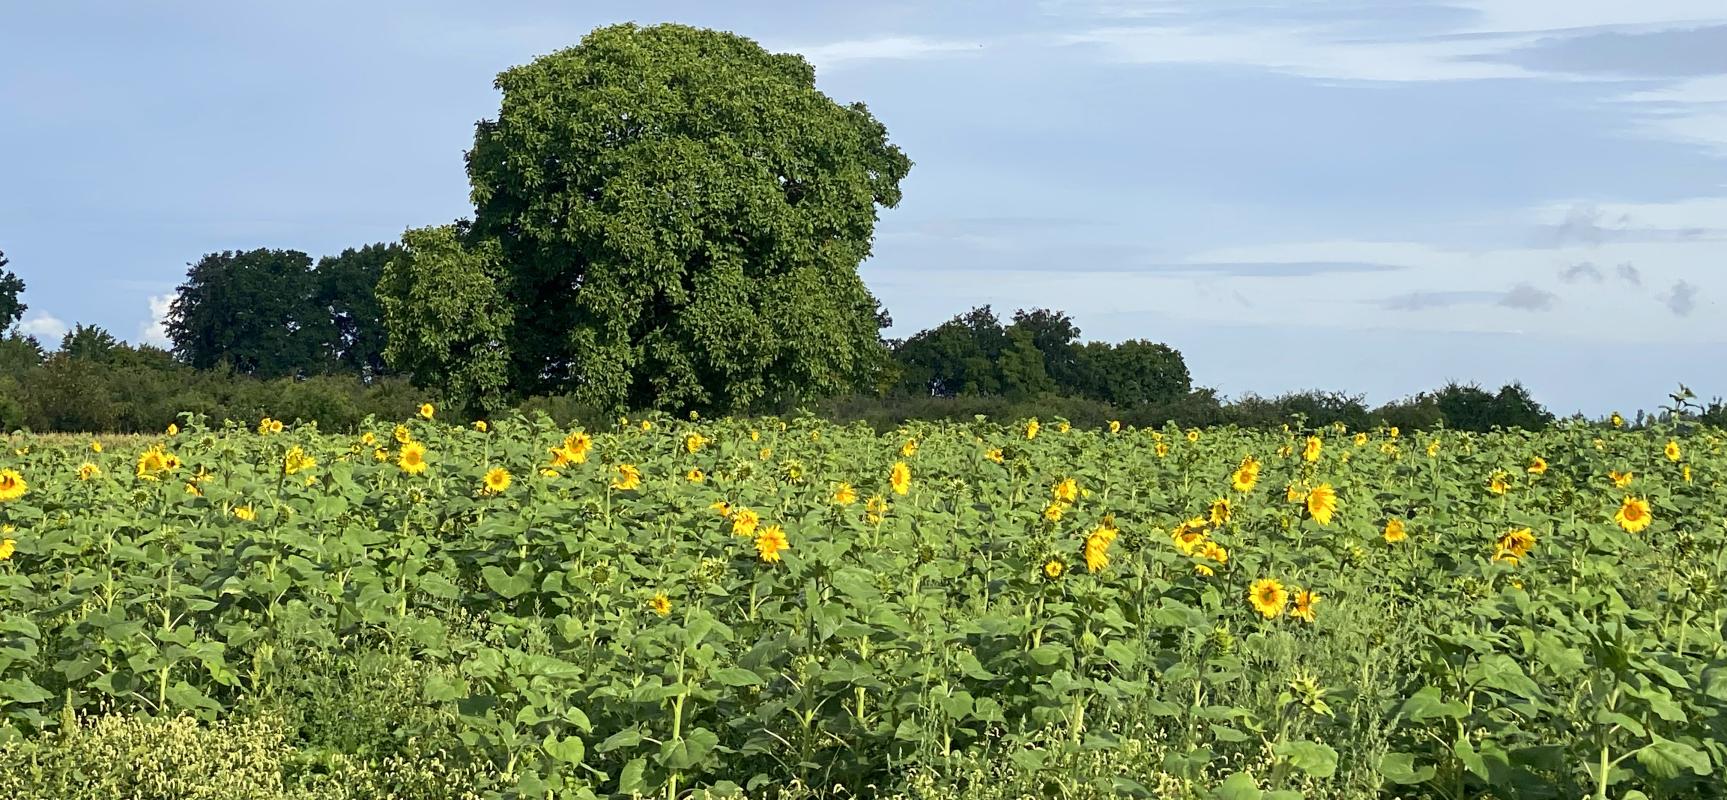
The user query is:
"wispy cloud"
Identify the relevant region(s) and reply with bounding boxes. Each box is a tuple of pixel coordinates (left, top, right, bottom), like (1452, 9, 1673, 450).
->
(1559, 262, 1605, 282)
(17, 310, 67, 341)
(1500, 283, 1558, 310)
(793, 36, 983, 69)
(1383, 289, 1502, 310)
(1617, 262, 1643, 285)
(1149, 261, 1406, 277)
(139, 294, 173, 347)
(1663, 279, 1699, 315)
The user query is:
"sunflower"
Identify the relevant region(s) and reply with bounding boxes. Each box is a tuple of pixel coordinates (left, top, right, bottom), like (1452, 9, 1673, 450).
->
(758, 447, 773, 461)
(832, 483, 858, 506)
(685, 433, 708, 454)
(685, 468, 705, 483)
(1615, 496, 1653, 533)
(0, 537, 14, 561)
(1290, 589, 1319, 623)
(419, 403, 435, 420)
(184, 482, 202, 496)
(257, 417, 275, 435)
(1083, 522, 1118, 573)
(1497, 528, 1536, 559)
(1109, 420, 1121, 434)
(284, 446, 316, 476)
(649, 593, 672, 617)
(473, 420, 488, 432)
(91, 440, 103, 453)
(1302, 436, 1323, 463)
(985, 448, 1005, 464)
(564, 432, 594, 463)
(1209, 497, 1232, 526)
(1426, 439, 1441, 458)
(166, 423, 179, 437)
(397, 441, 429, 475)
(1527, 456, 1548, 475)
(1052, 478, 1080, 504)
(393, 424, 411, 444)
(135, 450, 167, 480)
(1609, 470, 1634, 488)
(612, 464, 642, 491)
(1352, 432, 1368, 447)
(1025, 419, 1040, 440)
(1171, 526, 1208, 556)
(1043, 558, 1065, 579)
(1610, 412, 1624, 428)
(1186, 429, 1200, 443)
(1231, 456, 1261, 493)
(1488, 473, 1510, 495)
(360, 431, 377, 447)
(899, 439, 919, 457)
(1249, 578, 1288, 619)
(865, 495, 889, 525)
(1155, 442, 1170, 458)
(639, 419, 653, 432)
(755, 525, 789, 563)
(730, 507, 761, 537)
(1665, 440, 1681, 462)
(1199, 541, 1229, 565)
(78, 463, 101, 481)
(710, 500, 733, 518)
(233, 505, 256, 521)
(1684, 465, 1693, 483)
(1383, 518, 1408, 543)
(890, 461, 912, 495)
(268, 419, 284, 435)
(1042, 501, 1067, 523)
(1306, 483, 1338, 526)
(482, 467, 512, 494)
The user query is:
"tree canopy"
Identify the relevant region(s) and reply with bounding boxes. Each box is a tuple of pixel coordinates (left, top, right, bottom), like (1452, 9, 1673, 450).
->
(0, 249, 24, 329)
(381, 23, 912, 413)
(166, 249, 333, 377)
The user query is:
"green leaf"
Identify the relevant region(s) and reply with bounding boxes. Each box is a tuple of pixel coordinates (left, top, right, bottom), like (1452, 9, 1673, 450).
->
(617, 758, 648, 794)
(1634, 735, 1711, 780)
(1378, 753, 1436, 785)
(1211, 772, 1262, 800)
(1398, 686, 1466, 722)
(659, 727, 720, 770)
(711, 667, 762, 687)
(543, 734, 586, 765)
(1273, 740, 1338, 779)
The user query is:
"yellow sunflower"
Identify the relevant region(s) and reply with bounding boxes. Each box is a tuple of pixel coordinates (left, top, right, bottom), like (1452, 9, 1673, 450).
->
(1488, 473, 1510, 495)
(1209, 497, 1231, 526)
(563, 432, 593, 463)
(1083, 522, 1118, 573)
(1383, 518, 1407, 543)
(1302, 436, 1323, 462)
(284, 446, 316, 476)
(832, 483, 858, 506)
(755, 525, 789, 563)
(890, 461, 912, 495)
(865, 495, 889, 525)
(419, 403, 435, 420)
(78, 463, 101, 481)
(731, 507, 761, 537)
(1025, 419, 1040, 440)
(649, 593, 672, 617)
(1043, 558, 1065, 579)
(1231, 456, 1261, 493)
(1249, 578, 1288, 619)
(473, 420, 488, 432)
(1528, 456, 1547, 475)
(482, 467, 512, 494)
(611, 464, 642, 491)
(397, 441, 429, 475)
(685, 433, 708, 454)
(985, 448, 1005, 464)
(0, 537, 15, 561)
(685, 468, 705, 483)
(1497, 528, 1536, 559)
(1306, 483, 1338, 526)
(1665, 440, 1681, 462)
(1290, 589, 1319, 623)
(1052, 478, 1080, 504)
(1615, 496, 1652, 533)
(1108, 420, 1121, 434)
(1609, 470, 1633, 488)
(233, 505, 256, 521)
(899, 439, 919, 457)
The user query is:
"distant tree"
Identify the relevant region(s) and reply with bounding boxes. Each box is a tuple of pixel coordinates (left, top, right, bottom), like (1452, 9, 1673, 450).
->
(0, 249, 24, 329)
(997, 329, 1056, 398)
(0, 332, 44, 378)
(401, 23, 912, 413)
(59, 324, 123, 363)
(1084, 339, 1191, 408)
(315, 243, 399, 378)
(1426, 381, 1551, 431)
(378, 225, 514, 412)
(1007, 308, 1083, 390)
(166, 249, 334, 378)
(892, 306, 1008, 397)
(1490, 382, 1553, 430)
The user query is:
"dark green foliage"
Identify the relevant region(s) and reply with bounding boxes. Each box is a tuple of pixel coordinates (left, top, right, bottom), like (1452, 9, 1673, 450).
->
(315, 243, 399, 378)
(393, 23, 911, 414)
(377, 225, 514, 414)
(0, 248, 23, 328)
(167, 249, 335, 378)
(1427, 381, 1555, 432)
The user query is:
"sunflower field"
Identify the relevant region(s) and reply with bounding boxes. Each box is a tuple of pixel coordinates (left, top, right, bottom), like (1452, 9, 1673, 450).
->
(0, 410, 1723, 799)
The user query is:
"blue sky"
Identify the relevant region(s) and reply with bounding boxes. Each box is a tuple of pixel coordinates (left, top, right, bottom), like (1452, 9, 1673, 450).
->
(4, 1, 1726, 415)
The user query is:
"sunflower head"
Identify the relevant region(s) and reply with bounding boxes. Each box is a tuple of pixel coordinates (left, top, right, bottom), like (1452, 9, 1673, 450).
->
(890, 462, 912, 495)
(1615, 496, 1653, 533)
(649, 593, 672, 617)
(1249, 578, 1289, 619)
(1383, 518, 1408, 543)
(754, 525, 789, 563)
(482, 467, 512, 494)
(419, 403, 435, 420)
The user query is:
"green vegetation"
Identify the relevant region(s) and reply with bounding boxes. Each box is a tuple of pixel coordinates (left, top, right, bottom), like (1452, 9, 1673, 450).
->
(0, 413, 1722, 798)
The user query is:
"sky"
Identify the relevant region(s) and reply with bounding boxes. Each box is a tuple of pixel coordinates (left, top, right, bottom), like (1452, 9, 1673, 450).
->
(3, 1, 1726, 416)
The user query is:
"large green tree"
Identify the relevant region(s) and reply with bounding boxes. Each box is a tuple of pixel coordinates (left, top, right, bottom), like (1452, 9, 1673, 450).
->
(0, 249, 24, 329)
(316, 243, 398, 378)
(166, 249, 334, 377)
(384, 23, 911, 413)
(378, 226, 513, 411)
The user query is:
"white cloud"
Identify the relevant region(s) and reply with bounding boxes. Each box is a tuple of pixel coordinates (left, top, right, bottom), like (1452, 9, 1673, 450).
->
(17, 310, 67, 342)
(790, 36, 984, 69)
(139, 293, 173, 347)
